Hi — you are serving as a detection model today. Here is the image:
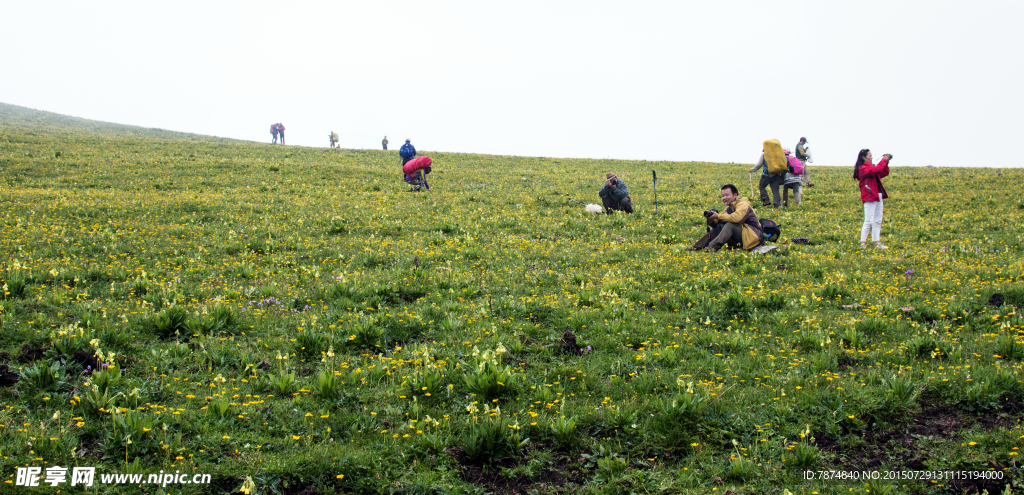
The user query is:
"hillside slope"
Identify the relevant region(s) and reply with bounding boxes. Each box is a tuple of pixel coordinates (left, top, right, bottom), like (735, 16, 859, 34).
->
(1, 103, 1023, 494)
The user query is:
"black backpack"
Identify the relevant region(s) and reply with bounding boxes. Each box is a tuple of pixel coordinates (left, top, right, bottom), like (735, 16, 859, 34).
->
(760, 219, 781, 243)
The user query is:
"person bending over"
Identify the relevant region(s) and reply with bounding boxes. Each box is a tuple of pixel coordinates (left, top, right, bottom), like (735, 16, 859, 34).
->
(599, 172, 633, 214)
(705, 184, 763, 252)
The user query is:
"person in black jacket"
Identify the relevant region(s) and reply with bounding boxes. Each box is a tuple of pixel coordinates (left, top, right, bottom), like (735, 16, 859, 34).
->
(599, 173, 633, 214)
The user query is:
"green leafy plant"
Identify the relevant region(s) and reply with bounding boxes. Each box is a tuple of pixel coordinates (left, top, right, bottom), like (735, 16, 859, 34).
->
(463, 345, 517, 400)
(549, 414, 577, 448)
(348, 315, 384, 349)
(3, 275, 27, 298)
(152, 305, 189, 340)
(209, 395, 232, 420)
(271, 352, 297, 395)
(409, 369, 445, 398)
(18, 361, 67, 395)
(48, 323, 95, 357)
(313, 367, 340, 398)
(295, 331, 328, 360)
(995, 335, 1024, 360)
(882, 373, 919, 413)
(82, 383, 119, 416)
(840, 328, 863, 349)
(90, 364, 124, 394)
(581, 445, 628, 482)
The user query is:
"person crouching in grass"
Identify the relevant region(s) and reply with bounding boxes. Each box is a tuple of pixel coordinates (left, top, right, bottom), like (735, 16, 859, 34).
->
(599, 173, 633, 214)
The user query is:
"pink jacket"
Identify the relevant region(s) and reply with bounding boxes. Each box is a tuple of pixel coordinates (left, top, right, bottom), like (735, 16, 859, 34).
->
(854, 158, 889, 202)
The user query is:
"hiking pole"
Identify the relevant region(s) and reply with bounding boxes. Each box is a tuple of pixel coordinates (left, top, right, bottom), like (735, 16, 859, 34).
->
(652, 170, 658, 214)
(568, 199, 588, 207)
(748, 172, 755, 198)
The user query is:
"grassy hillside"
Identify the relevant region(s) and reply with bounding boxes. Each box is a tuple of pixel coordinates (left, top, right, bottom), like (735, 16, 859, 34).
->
(1, 102, 1023, 494)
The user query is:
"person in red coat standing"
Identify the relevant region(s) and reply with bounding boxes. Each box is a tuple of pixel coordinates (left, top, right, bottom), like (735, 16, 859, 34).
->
(853, 149, 892, 249)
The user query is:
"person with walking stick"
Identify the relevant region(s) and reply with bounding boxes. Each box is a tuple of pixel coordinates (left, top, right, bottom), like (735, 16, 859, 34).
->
(749, 153, 783, 208)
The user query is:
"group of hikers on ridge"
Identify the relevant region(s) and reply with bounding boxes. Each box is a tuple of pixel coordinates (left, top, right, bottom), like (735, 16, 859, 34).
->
(269, 123, 285, 144)
(599, 136, 893, 253)
(748, 137, 812, 208)
(263, 129, 893, 251)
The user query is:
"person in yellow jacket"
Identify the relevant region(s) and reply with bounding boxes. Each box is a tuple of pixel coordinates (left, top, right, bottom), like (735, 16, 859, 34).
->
(705, 184, 763, 252)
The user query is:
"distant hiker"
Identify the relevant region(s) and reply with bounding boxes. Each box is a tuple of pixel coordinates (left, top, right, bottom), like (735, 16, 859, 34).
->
(854, 149, 892, 249)
(382, 136, 389, 150)
(271, 124, 279, 144)
(399, 139, 416, 166)
(795, 137, 813, 187)
(749, 153, 782, 208)
(782, 149, 803, 207)
(402, 155, 432, 192)
(700, 184, 763, 252)
(599, 172, 633, 214)
(329, 131, 339, 148)
(277, 124, 286, 145)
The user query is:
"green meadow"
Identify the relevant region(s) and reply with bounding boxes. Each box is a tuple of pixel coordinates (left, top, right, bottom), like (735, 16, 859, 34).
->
(1, 102, 1023, 494)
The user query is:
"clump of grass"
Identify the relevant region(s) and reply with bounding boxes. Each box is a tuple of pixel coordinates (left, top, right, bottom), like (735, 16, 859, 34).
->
(819, 284, 850, 301)
(151, 305, 189, 340)
(3, 275, 27, 298)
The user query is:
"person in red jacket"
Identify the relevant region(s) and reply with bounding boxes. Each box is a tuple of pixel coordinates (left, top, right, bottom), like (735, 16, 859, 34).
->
(853, 149, 892, 249)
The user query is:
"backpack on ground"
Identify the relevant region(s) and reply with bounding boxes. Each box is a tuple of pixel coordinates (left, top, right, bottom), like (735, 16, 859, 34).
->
(788, 156, 804, 175)
(759, 219, 781, 243)
(763, 139, 787, 175)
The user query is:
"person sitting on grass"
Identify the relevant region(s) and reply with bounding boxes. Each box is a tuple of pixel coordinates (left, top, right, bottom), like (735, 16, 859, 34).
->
(599, 172, 633, 214)
(704, 184, 763, 252)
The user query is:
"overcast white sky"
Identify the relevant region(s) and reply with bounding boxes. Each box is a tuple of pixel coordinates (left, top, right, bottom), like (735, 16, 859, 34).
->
(3, 1, 1021, 167)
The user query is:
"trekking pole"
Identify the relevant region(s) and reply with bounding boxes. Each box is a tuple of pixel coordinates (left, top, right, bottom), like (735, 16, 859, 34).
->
(748, 172, 755, 198)
(568, 199, 588, 207)
(652, 170, 658, 214)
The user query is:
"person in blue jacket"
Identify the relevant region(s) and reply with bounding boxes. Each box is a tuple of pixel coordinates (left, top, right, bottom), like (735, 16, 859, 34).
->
(599, 172, 633, 214)
(399, 139, 416, 166)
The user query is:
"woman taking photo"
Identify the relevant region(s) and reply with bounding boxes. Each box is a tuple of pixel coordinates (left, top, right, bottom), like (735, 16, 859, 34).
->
(853, 149, 892, 249)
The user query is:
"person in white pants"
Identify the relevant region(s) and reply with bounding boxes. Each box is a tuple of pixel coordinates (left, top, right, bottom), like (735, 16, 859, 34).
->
(852, 149, 893, 249)
(861, 200, 884, 247)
